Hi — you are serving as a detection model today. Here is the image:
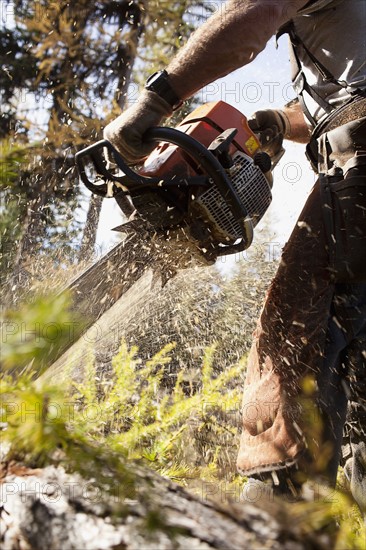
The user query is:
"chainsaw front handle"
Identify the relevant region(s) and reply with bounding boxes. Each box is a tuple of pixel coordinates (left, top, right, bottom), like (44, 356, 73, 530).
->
(75, 128, 254, 247)
(75, 139, 162, 197)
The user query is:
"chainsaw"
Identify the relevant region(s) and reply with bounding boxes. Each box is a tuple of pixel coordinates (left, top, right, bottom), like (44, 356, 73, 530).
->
(75, 101, 275, 265)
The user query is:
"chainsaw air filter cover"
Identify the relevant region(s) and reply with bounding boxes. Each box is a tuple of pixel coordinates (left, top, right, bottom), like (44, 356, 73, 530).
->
(194, 151, 272, 243)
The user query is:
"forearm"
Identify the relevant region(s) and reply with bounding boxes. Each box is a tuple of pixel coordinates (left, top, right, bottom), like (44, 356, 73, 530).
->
(167, 0, 308, 100)
(283, 100, 312, 143)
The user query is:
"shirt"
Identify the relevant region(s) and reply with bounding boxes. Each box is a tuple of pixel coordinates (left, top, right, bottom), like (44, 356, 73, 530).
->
(290, 0, 366, 122)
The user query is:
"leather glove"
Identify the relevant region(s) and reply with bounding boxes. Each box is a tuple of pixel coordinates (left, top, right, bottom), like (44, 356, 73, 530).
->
(103, 89, 173, 165)
(248, 109, 290, 160)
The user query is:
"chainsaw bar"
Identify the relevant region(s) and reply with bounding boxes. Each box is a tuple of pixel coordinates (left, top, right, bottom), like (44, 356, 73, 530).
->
(37, 223, 213, 373)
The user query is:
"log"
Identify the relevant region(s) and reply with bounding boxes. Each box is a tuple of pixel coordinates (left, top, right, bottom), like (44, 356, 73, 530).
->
(0, 461, 335, 550)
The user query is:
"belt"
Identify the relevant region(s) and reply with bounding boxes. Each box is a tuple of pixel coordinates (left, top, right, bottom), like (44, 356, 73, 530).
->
(306, 95, 366, 172)
(312, 94, 366, 138)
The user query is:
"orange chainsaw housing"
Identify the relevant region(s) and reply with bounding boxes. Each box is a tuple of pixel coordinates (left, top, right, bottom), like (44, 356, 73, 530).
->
(140, 101, 260, 178)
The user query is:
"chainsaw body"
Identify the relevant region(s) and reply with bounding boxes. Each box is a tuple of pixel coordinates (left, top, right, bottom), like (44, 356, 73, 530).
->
(76, 101, 273, 262)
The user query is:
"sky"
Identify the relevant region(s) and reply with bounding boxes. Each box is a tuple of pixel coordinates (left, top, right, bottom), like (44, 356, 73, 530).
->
(95, 34, 317, 270)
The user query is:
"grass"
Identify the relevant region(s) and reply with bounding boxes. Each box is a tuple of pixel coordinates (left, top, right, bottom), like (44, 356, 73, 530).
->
(1, 293, 365, 548)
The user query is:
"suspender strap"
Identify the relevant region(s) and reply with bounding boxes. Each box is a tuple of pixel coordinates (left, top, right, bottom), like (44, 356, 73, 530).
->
(276, 20, 348, 127)
(287, 22, 347, 88)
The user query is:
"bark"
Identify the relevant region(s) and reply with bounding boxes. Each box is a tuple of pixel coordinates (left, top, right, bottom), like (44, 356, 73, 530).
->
(0, 460, 335, 550)
(79, 194, 104, 262)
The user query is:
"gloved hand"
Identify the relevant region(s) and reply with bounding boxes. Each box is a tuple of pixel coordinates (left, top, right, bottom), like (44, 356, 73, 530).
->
(103, 90, 173, 165)
(248, 109, 291, 159)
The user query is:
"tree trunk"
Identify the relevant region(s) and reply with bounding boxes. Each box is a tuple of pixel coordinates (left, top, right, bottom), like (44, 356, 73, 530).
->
(9, 178, 49, 301)
(0, 460, 336, 550)
(78, 7, 144, 263)
(78, 194, 104, 262)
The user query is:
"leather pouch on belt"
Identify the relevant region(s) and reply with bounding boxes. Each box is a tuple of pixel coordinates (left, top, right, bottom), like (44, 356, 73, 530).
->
(319, 118, 366, 283)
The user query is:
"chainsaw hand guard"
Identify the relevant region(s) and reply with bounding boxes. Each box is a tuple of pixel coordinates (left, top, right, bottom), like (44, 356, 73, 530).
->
(75, 139, 162, 197)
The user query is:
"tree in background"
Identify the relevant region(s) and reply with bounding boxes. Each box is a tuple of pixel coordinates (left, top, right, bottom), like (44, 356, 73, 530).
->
(0, 0, 211, 288)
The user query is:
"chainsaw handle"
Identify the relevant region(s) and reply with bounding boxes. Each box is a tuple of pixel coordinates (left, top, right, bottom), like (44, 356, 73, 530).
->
(75, 139, 164, 197)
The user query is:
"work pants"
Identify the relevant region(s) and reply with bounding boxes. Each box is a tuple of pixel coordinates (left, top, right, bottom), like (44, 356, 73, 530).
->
(237, 118, 366, 509)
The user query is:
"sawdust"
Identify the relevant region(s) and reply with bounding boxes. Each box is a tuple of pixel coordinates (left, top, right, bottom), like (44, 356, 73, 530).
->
(4, 219, 278, 384)
(43, 231, 277, 385)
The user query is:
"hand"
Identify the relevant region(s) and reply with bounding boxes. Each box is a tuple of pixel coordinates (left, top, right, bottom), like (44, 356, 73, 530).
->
(103, 90, 173, 165)
(248, 109, 290, 159)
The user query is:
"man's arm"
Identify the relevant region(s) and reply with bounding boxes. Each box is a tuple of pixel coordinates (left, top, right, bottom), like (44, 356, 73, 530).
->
(167, 0, 309, 100)
(283, 100, 312, 143)
(104, 0, 310, 164)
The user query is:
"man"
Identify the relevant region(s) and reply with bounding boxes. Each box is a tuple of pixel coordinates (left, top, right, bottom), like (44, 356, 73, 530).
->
(104, 0, 366, 510)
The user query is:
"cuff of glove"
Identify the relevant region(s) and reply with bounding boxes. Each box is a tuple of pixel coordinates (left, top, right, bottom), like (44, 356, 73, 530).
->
(139, 89, 174, 119)
(277, 110, 291, 140)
